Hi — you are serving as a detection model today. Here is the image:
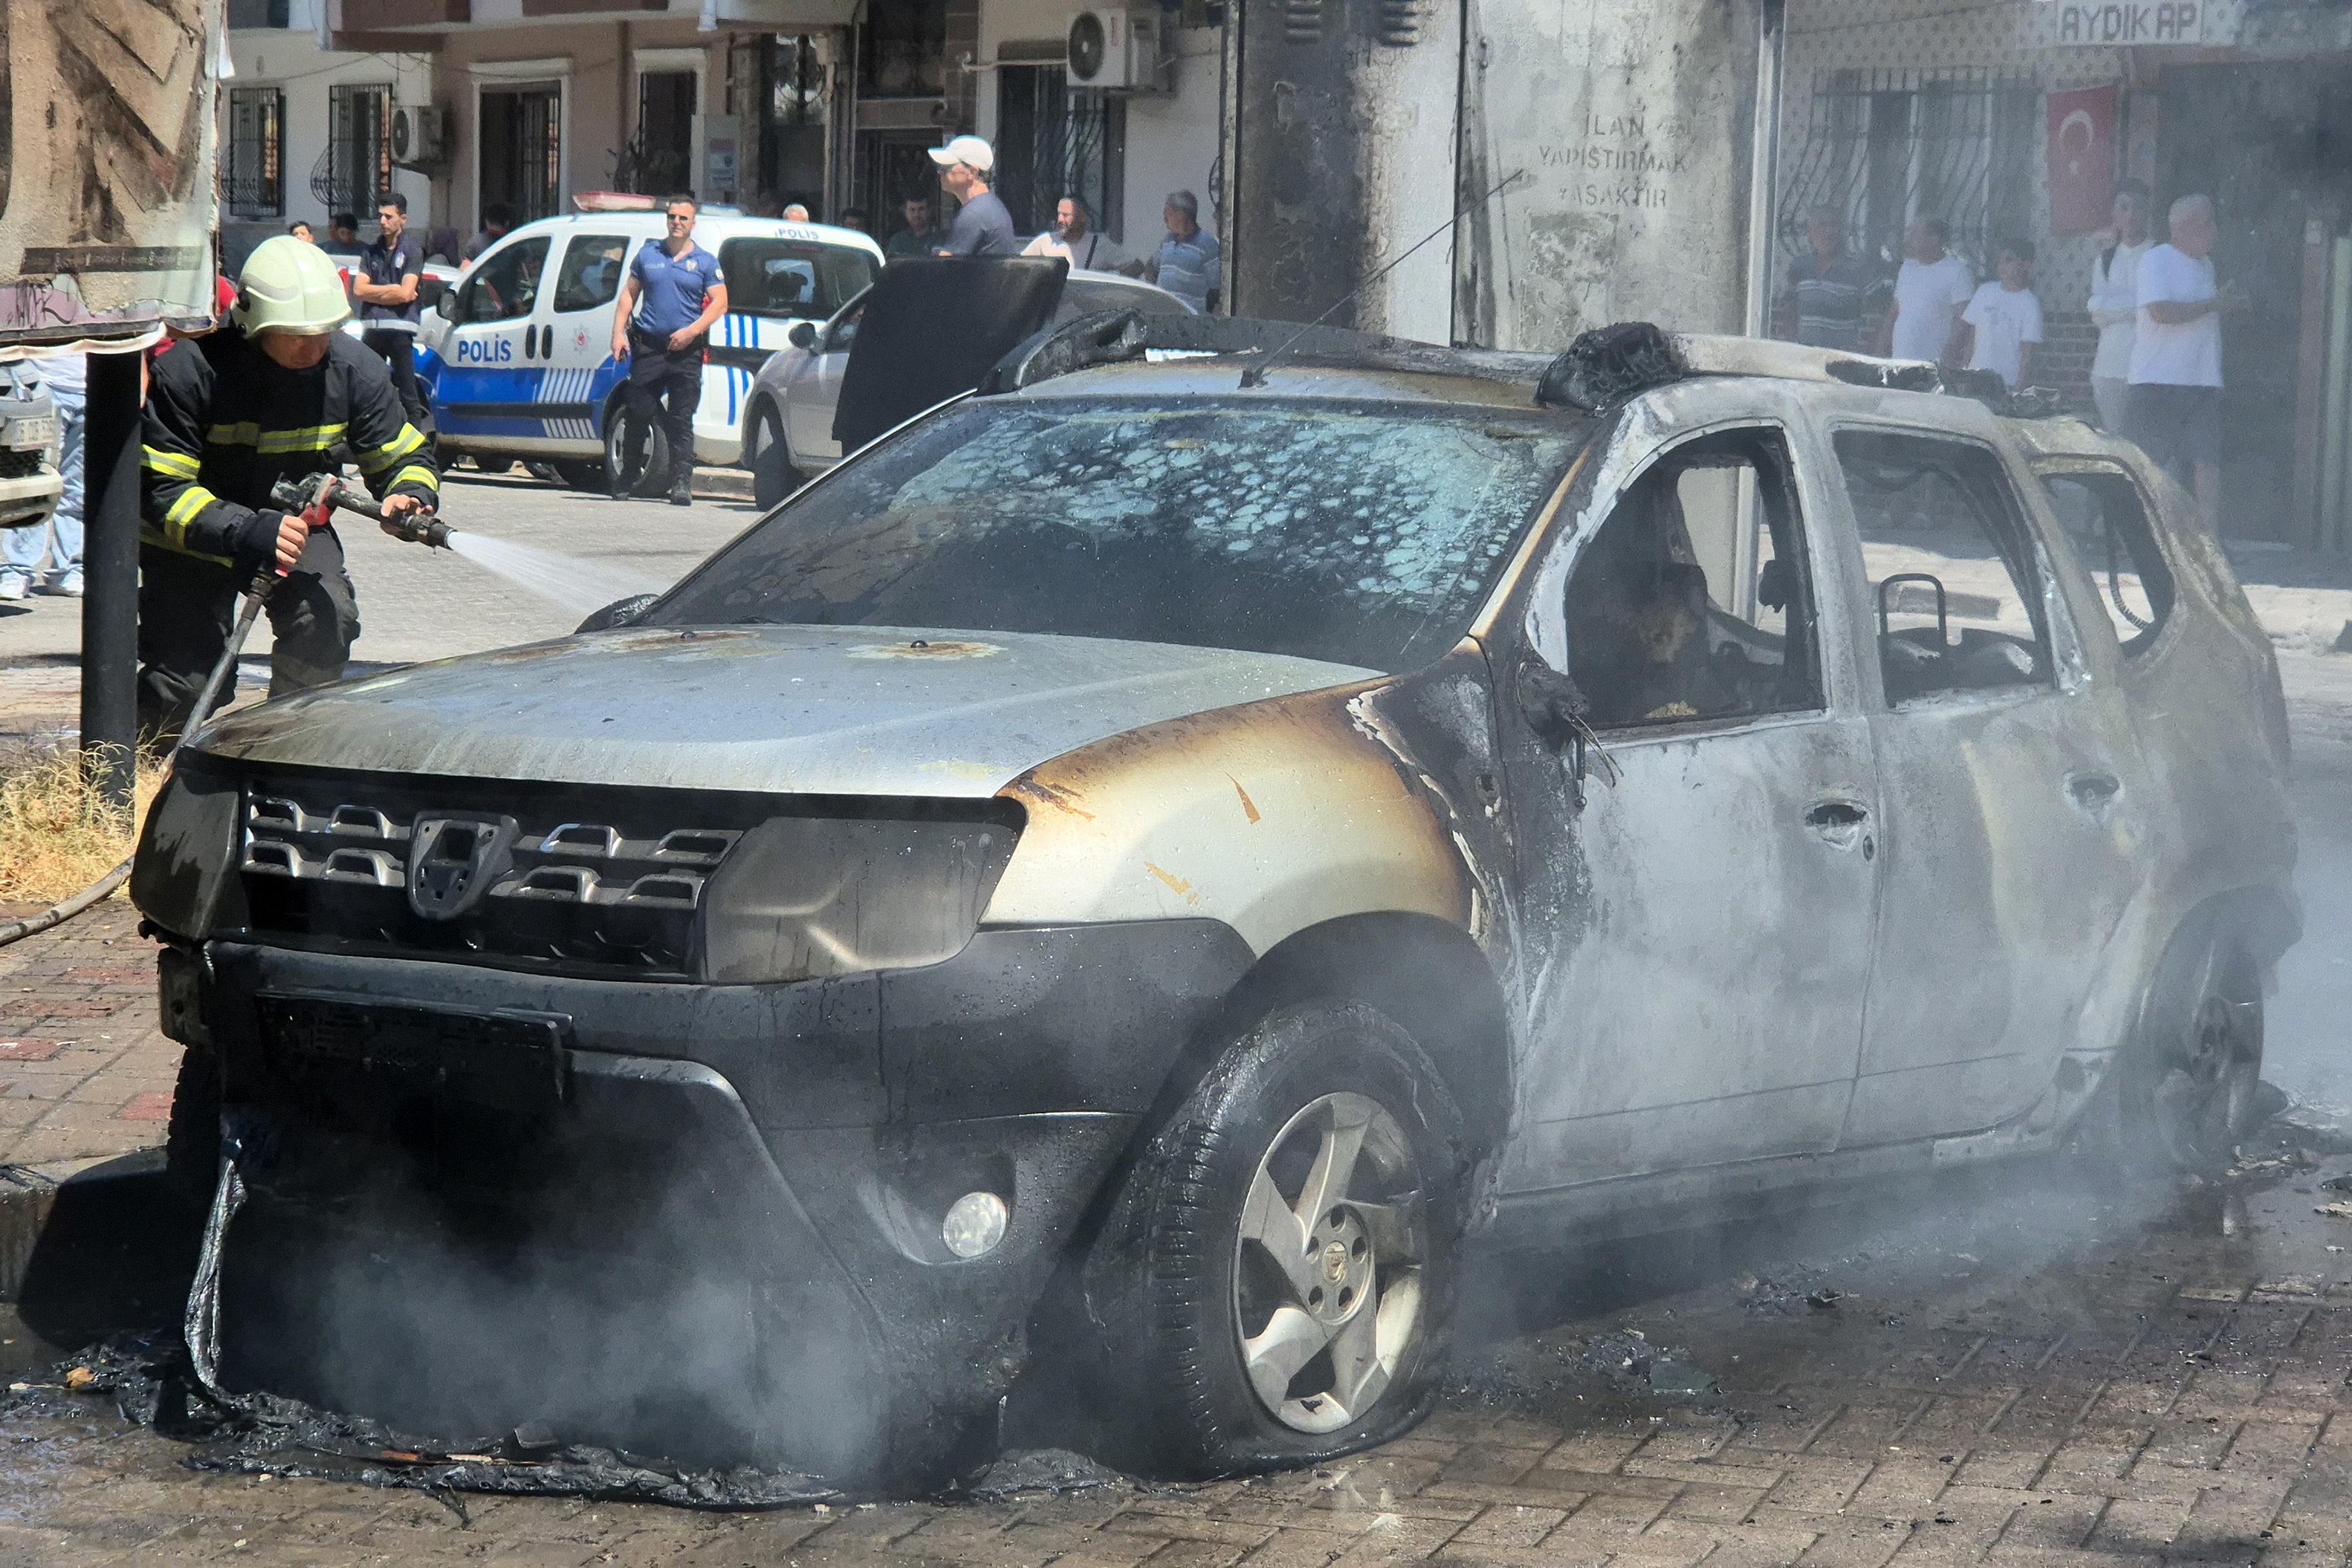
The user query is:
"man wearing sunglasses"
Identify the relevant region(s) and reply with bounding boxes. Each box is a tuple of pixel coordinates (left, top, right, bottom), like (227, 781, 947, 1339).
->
(609, 195, 729, 506)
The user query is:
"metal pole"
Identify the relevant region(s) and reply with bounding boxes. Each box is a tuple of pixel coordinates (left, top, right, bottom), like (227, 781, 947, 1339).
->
(78, 349, 143, 810)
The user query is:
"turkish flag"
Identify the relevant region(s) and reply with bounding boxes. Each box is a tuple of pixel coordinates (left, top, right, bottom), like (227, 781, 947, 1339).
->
(2048, 86, 2118, 236)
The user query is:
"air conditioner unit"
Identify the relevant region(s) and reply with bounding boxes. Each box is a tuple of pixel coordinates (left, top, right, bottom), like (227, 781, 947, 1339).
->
(1065, 8, 1170, 92)
(390, 104, 451, 171)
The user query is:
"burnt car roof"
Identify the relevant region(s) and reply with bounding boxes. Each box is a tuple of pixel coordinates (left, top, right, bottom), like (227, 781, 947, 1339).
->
(986, 314, 2094, 429)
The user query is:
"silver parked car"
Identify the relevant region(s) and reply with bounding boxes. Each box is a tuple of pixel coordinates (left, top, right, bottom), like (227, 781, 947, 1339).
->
(0, 364, 62, 533)
(740, 267, 1192, 505)
(132, 319, 2294, 1491)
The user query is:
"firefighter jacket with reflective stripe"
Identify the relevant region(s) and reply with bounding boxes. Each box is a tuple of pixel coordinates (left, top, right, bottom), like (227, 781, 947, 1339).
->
(141, 330, 439, 568)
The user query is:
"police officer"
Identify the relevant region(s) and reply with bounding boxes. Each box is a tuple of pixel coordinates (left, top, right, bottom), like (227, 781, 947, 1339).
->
(139, 236, 440, 742)
(353, 190, 435, 438)
(609, 195, 728, 507)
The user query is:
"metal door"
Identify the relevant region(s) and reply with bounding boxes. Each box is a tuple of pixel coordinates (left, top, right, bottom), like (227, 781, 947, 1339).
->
(432, 234, 553, 447)
(1494, 382, 1881, 1194)
(1825, 419, 2148, 1145)
(544, 229, 635, 447)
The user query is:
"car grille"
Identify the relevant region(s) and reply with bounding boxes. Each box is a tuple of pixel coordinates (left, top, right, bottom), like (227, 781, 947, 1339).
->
(236, 769, 769, 979)
(0, 449, 44, 479)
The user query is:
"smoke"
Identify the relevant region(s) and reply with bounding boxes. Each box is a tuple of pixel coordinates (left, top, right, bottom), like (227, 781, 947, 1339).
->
(443, 532, 666, 619)
(2265, 649, 2352, 1113)
(210, 1099, 888, 1480)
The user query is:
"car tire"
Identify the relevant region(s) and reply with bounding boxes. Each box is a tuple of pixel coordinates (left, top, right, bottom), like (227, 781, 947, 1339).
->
(2117, 927, 2266, 1175)
(165, 1046, 221, 1207)
(750, 406, 799, 509)
(602, 405, 671, 497)
(1080, 999, 1468, 1478)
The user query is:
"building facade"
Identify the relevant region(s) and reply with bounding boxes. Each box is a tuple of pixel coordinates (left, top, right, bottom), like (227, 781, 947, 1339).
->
(1772, 0, 2352, 548)
(220, 0, 435, 267)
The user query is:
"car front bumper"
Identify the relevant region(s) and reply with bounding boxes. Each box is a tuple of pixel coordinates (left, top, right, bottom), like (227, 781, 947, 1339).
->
(191, 919, 1253, 1481)
(0, 469, 62, 529)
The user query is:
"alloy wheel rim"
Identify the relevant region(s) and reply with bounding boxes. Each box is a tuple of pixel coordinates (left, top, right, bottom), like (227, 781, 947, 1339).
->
(1231, 1091, 1427, 1435)
(2153, 954, 2261, 1169)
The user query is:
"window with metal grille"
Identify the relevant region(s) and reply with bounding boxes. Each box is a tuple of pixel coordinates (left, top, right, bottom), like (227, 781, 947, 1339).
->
(1778, 69, 2039, 279)
(482, 84, 564, 222)
(994, 67, 1125, 241)
(226, 0, 291, 26)
(313, 83, 394, 216)
(224, 87, 285, 219)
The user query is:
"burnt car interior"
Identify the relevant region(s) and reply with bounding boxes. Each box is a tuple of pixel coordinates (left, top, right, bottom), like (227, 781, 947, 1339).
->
(2037, 463, 2178, 658)
(1832, 429, 2057, 704)
(1565, 427, 1824, 729)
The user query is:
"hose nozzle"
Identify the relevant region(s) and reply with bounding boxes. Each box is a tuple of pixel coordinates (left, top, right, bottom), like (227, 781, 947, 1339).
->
(386, 513, 453, 549)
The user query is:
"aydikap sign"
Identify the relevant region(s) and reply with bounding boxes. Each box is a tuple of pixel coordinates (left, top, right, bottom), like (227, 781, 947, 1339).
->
(2040, 2, 2238, 46)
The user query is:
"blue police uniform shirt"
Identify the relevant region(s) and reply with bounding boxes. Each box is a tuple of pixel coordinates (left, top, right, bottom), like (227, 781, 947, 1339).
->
(629, 239, 725, 339)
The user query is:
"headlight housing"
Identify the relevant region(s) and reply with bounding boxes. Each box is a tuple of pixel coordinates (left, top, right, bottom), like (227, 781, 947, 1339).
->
(696, 807, 1020, 984)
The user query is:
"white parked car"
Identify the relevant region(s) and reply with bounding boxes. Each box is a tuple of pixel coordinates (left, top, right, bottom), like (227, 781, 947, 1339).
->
(741, 268, 1193, 506)
(416, 212, 884, 493)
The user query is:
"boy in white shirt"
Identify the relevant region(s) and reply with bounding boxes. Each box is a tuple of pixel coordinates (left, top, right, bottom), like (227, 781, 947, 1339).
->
(1960, 240, 2045, 391)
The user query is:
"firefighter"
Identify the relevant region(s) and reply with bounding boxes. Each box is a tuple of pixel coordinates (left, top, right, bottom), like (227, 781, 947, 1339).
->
(139, 235, 439, 743)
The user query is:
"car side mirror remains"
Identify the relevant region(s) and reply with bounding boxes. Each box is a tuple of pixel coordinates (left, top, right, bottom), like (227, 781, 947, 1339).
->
(1515, 659, 1618, 809)
(788, 321, 818, 351)
(575, 593, 661, 635)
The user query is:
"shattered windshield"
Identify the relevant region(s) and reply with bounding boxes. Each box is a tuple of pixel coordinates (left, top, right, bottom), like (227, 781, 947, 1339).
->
(654, 396, 1589, 670)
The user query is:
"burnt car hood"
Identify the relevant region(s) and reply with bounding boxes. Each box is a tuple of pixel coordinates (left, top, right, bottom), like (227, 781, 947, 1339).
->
(186, 625, 1379, 797)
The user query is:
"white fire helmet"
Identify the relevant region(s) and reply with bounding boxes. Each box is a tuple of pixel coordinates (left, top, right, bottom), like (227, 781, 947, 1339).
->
(232, 236, 353, 337)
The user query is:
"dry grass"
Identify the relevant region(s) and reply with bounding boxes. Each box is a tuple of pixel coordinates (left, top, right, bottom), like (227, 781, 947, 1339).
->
(0, 742, 163, 906)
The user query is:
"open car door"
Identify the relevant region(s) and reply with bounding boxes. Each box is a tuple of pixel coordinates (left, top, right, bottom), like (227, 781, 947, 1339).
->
(830, 256, 1069, 452)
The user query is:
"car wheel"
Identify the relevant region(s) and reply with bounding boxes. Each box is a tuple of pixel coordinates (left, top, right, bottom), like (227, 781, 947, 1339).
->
(165, 1046, 221, 1206)
(751, 406, 799, 509)
(2120, 931, 2265, 1174)
(1083, 1000, 1466, 1476)
(602, 406, 671, 497)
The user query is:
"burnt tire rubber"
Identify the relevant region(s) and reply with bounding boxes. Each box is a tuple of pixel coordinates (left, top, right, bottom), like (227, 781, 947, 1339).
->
(602, 407, 671, 498)
(165, 1046, 221, 1208)
(750, 406, 799, 510)
(2119, 929, 2266, 1176)
(1081, 1000, 1468, 1478)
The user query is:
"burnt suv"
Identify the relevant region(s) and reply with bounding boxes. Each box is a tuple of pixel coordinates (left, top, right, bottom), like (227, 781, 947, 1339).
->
(133, 318, 2297, 1488)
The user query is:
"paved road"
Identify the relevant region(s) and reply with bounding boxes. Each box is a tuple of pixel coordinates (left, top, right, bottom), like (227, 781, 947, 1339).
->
(0, 468, 763, 681)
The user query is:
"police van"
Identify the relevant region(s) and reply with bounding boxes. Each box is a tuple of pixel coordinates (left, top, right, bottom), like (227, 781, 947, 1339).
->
(417, 208, 884, 494)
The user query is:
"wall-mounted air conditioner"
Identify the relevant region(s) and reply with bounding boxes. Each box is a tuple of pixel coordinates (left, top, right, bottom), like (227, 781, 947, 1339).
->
(1065, 9, 1170, 93)
(390, 104, 451, 171)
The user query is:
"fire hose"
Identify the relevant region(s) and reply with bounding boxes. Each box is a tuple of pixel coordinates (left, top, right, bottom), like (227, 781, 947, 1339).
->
(0, 477, 447, 947)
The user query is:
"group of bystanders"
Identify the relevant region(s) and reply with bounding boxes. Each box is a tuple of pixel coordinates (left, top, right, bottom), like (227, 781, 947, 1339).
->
(1784, 187, 2244, 527)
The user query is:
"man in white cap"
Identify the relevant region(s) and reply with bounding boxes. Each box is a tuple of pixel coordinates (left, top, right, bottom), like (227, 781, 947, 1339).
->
(929, 135, 1018, 258)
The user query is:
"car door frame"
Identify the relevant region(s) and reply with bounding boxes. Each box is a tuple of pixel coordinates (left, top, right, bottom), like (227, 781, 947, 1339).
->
(433, 229, 559, 455)
(539, 224, 639, 453)
(781, 285, 870, 471)
(1810, 397, 2154, 1147)
(1484, 376, 1885, 1196)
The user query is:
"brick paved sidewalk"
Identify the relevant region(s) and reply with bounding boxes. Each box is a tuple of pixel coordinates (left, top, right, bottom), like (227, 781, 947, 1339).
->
(5, 1139, 2352, 1567)
(0, 900, 174, 1174)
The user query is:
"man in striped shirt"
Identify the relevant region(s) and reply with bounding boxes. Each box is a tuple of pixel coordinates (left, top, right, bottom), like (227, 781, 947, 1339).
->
(1781, 207, 1871, 351)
